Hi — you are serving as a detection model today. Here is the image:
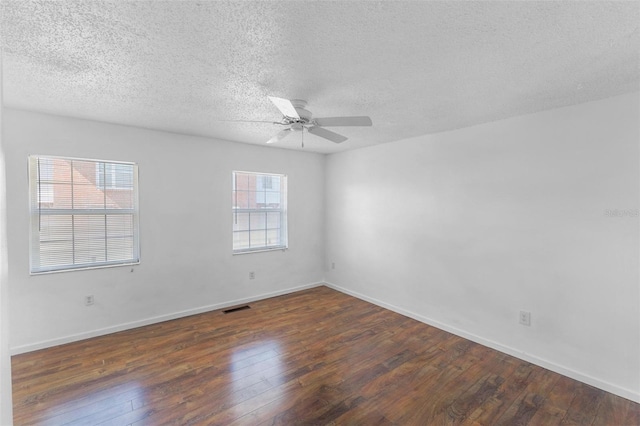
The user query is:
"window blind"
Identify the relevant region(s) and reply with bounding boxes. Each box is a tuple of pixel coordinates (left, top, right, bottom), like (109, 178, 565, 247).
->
(29, 155, 140, 273)
(232, 171, 287, 253)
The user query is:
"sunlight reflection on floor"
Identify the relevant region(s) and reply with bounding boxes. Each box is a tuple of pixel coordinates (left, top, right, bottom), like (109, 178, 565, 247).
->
(228, 340, 284, 418)
(43, 381, 145, 425)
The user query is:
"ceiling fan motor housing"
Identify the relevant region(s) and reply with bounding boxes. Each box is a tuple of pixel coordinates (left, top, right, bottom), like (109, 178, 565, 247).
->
(287, 99, 312, 124)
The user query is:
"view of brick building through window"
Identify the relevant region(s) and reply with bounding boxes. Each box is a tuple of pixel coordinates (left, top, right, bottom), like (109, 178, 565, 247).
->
(37, 158, 134, 209)
(30, 156, 139, 273)
(232, 171, 287, 252)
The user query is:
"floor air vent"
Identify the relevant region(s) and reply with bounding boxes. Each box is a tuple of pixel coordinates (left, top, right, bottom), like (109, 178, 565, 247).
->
(223, 305, 251, 314)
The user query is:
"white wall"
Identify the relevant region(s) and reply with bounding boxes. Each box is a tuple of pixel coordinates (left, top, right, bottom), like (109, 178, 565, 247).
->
(0, 50, 15, 425)
(325, 92, 640, 402)
(4, 109, 325, 353)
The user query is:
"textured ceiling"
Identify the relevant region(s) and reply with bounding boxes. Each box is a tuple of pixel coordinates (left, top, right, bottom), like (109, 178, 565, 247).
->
(2, 1, 639, 154)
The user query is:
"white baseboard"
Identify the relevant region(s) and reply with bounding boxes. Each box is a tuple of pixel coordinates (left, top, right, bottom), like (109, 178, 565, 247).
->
(324, 281, 640, 404)
(10, 281, 324, 355)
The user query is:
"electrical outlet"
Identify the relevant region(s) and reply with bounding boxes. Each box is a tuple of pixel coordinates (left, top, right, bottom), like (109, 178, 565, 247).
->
(85, 295, 94, 306)
(249, 272, 255, 280)
(519, 310, 531, 326)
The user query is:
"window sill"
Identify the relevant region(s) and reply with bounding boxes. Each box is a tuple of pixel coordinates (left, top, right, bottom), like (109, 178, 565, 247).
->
(30, 260, 140, 275)
(233, 247, 288, 255)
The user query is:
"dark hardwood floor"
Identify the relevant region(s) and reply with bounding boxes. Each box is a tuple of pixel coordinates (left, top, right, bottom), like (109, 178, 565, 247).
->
(12, 286, 640, 425)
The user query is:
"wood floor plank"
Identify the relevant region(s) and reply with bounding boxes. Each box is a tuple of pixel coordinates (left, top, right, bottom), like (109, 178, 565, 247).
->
(460, 356, 524, 425)
(592, 392, 636, 426)
(526, 374, 581, 426)
(327, 404, 395, 426)
(492, 366, 559, 426)
(559, 382, 605, 425)
(398, 350, 511, 424)
(12, 286, 640, 425)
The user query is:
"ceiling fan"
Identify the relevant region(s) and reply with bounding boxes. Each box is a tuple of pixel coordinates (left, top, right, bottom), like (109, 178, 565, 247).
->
(253, 97, 373, 146)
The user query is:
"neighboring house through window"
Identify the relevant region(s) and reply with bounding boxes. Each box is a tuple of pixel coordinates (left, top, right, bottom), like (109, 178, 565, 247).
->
(29, 155, 140, 273)
(96, 162, 134, 190)
(232, 171, 287, 253)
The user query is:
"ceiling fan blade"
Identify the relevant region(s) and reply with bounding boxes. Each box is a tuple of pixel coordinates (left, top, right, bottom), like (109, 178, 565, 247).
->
(268, 96, 300, 119)
(308, 126, 348, 143)
(266, 129, 292, 144)
(314, 116, 373, 127)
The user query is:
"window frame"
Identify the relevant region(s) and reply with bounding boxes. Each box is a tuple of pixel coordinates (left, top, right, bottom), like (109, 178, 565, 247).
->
(28, 155, 141, 274)
(232, 171, 288, 254)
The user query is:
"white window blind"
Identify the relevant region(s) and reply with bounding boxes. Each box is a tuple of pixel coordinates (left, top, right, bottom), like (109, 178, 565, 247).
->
(232, 171, 287, 253)
(29, 155, 140, 273)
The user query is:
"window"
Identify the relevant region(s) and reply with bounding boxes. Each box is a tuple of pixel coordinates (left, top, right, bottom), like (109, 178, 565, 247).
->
(29, 155, 140, 273)
(232, 171, 287, 253)
(96, 162, 134, 190)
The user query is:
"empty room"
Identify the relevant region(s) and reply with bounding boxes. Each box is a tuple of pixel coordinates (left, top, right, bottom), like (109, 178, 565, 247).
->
(0, 1, 639, 425)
